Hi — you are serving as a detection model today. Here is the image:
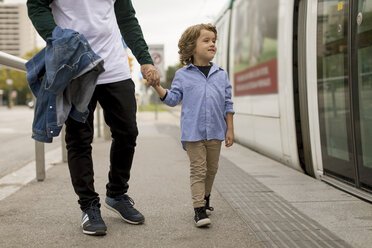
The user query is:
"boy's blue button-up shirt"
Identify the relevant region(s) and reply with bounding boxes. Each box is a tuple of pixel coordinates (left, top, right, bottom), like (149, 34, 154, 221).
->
(162, 63, 234, 150)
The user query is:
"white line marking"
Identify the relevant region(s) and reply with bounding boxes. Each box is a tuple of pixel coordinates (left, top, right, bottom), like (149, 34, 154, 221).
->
(0, 147, 62, 201)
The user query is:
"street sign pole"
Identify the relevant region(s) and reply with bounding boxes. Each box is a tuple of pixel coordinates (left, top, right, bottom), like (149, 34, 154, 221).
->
(148, 44, 165, 121)
(6, 78, 13, 109)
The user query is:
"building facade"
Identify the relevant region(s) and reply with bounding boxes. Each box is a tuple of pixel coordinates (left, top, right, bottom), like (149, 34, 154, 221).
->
(0, 3, 38, 57)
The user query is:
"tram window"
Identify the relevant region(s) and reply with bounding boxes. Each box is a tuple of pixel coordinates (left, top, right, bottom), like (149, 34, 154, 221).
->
(317, 0, 350, 162)
(357, 0, 372, 168)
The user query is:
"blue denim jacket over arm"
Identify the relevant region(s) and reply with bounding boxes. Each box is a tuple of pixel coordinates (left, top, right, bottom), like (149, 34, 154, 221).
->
(26, 26, 104, 143)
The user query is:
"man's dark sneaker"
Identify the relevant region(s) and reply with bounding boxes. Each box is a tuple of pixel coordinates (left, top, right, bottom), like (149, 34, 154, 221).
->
(194, 207, 211, 227)
(104, 194, 145, 224)
(205, 195, 214, 216)
(81, 199, 107, 236)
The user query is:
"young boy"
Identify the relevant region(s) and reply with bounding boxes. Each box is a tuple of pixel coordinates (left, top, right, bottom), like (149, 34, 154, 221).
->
(151, 23, 234, 227)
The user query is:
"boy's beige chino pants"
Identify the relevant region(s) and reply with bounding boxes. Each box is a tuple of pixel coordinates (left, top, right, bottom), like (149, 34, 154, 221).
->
(186, 139, 222, 208)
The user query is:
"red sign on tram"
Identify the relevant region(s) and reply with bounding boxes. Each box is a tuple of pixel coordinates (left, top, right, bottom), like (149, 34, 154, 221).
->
(233, 58, 278, 96)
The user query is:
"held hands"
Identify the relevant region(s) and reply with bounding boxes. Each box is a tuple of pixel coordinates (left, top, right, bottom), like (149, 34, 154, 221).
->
(141, 64, 160, 87)
(141, 64, 166, 98)
(225, 129, 234, 147)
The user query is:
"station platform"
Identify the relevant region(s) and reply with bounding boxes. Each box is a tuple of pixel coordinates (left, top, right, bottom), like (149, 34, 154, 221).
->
(0, 110, 371, 248)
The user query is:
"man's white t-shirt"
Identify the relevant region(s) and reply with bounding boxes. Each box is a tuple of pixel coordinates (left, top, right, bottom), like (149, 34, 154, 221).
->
(50, 0, 131, 85)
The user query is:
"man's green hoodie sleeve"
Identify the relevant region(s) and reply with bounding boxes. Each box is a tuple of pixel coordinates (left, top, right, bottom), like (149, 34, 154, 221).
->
(26, 0, 153, 65)
(114, 0, 153, 65)
(27, 0, 56, 41)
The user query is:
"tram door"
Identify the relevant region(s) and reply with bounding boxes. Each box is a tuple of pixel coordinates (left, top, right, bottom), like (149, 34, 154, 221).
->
(354, 0, 372, 190)
(317, 0, 372, 191)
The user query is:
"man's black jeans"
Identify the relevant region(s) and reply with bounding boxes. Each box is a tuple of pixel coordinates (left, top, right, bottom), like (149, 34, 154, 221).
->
(65, 79, 138, 211)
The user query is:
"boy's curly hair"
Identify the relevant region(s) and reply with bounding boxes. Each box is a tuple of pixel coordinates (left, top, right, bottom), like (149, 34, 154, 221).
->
(178, 23, 218, 66)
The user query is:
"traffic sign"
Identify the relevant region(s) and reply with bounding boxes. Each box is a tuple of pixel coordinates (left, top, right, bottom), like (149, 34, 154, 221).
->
(148, 44, 165, 82)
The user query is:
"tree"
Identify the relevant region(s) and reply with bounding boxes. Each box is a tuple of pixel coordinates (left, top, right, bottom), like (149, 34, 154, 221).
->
(163, 63, 182, 90)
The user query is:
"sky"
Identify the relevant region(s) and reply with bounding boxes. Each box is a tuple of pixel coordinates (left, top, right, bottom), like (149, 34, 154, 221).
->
(131, 0, 228, 67)
(8, 0, 229, 68)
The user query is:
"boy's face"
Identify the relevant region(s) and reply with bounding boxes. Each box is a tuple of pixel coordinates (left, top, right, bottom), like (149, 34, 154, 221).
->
(193, 29, 217, 65)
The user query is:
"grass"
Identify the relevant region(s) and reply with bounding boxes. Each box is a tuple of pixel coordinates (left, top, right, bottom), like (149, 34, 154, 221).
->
(138, 104, 167, 112)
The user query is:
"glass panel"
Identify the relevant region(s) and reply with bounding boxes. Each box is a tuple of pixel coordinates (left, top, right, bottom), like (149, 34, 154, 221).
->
(214, 12, 230, 70)
(317, 0, 350, 161)
(358, 0, 372, 34)
(357, 0, 372, 168)
(232, 0, 278, 96)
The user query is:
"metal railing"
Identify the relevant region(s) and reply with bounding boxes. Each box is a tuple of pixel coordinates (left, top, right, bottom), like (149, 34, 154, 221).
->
(0, 50, 106, 181)
(0, 51, 26, 71)
(0, 51, 48, 181)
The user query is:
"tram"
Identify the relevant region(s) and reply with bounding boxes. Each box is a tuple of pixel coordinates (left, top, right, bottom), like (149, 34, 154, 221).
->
(214, 0, 372, 200)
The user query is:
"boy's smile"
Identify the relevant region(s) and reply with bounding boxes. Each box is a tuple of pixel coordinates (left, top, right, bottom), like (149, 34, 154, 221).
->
(193, 29, 217, 66)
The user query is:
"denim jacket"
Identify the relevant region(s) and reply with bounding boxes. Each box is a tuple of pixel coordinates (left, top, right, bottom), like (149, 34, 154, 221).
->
(26, 26, 104, 143)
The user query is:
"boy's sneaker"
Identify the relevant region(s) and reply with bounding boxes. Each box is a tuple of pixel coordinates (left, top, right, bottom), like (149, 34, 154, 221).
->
(81, 200, 107, 236)
(194, 207, 211, 227)
(104, 194, 145, 224)
(205, 195, 214, 216)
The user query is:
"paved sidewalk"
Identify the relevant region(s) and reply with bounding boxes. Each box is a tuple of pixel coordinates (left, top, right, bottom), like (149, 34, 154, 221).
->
(0, 110, 371, 248)
(0, 111, 261, 248)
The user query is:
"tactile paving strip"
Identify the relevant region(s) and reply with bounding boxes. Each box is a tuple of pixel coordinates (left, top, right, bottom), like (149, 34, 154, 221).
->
(214, 156, 352, 248)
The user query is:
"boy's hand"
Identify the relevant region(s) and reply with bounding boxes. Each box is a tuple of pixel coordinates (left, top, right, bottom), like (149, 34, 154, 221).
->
(151, 83, 167, 99)
(225, 129, 234, 147)
(141, 64, 160, 87)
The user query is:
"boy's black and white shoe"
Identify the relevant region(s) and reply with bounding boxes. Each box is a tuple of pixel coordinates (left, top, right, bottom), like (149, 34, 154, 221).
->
(105, 194, 145, 224)
(81, 200, 107, 236)
(205, 195, 214, 216)
(194, 207, 211, 227)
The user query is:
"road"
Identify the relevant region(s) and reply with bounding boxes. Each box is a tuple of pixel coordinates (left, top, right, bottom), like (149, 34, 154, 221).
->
(0, 105, 169, 179)
(0, 106, 61, 178)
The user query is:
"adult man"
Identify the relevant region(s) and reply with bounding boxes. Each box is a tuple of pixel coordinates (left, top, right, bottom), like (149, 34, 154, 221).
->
(27, 0, 160, 235)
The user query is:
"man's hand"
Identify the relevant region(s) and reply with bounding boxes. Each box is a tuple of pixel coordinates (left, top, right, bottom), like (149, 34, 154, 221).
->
(141, 64, 160, 87)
